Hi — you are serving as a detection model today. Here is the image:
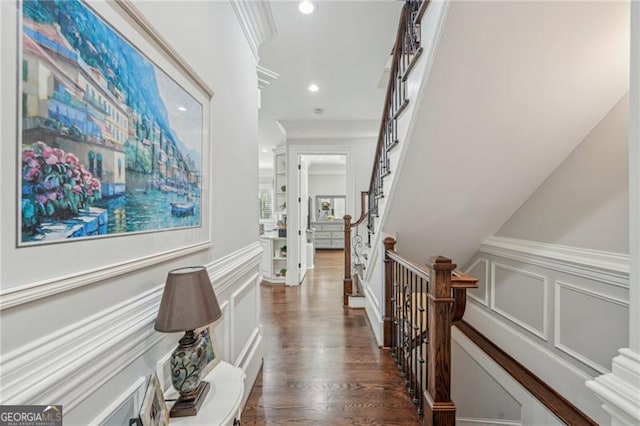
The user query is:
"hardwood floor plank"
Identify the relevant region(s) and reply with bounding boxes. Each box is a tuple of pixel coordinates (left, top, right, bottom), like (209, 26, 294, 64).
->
(243, 250, 421, 425)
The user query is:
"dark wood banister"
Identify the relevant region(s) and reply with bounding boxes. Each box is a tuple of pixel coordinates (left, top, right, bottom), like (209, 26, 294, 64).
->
(367, 5, 408, 200)
(344, 1, 424, 305)
(384, 237, 478, 424)
(351, 190, 369, 227)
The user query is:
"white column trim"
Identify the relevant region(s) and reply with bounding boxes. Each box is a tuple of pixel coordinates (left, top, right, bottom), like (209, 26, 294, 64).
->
(587, 349, 640, 425)
(588, 3, 640, 423)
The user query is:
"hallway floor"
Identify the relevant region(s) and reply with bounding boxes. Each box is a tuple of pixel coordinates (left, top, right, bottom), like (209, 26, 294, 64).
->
(242, 250, 421, 425)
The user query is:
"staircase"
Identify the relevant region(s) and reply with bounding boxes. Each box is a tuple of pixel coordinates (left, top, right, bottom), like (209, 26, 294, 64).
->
(342, 0, 628, 423)
(344, 0, 628, 332)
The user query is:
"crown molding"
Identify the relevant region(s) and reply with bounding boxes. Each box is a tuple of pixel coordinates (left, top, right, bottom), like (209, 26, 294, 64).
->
(257, 65, 279, 90)
(278, 119, 379, 140)
(230, 0, 277, 61)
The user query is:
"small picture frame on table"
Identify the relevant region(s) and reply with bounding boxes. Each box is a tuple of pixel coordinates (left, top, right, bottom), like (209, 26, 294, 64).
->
(197, 323, 221, 378)
(139, 373, 169, 426)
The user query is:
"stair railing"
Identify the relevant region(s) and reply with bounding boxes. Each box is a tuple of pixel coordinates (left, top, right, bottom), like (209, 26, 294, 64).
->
(384, 236, 478, 425)
(343, 0, 427, 304)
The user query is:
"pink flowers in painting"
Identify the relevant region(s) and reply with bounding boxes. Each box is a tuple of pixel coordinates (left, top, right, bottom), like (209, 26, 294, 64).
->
(22, 141, 101, 231)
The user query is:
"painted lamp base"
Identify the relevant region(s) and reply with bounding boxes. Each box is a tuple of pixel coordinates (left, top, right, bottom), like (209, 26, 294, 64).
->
(170, 381, 211, 418)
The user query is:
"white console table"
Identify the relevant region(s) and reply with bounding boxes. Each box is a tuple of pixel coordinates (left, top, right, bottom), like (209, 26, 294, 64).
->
(168, 361, 245, 425)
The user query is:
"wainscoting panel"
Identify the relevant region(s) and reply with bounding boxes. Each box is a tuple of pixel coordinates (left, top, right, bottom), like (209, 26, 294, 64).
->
(0, 241, 263, 424)
(466, 258, 489, 306)
(229, 272, 259, 363)
(554, 280, 629, 373)
(461, 236, 629, 424)
(90, 377, 146, 425)
(490, 262, 548, 341)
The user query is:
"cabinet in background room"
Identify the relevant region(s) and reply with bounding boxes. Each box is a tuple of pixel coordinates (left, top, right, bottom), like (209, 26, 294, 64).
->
(311, 221, 344, 249)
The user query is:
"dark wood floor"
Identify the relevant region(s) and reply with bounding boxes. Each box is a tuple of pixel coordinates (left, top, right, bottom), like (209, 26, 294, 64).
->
(242, 250, 421, 425)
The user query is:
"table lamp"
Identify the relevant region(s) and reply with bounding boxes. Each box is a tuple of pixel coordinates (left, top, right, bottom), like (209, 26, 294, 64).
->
(155, 266, 222, 417)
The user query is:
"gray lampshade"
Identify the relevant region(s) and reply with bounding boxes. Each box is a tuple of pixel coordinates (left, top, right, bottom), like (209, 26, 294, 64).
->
(155, 266, 222, 332)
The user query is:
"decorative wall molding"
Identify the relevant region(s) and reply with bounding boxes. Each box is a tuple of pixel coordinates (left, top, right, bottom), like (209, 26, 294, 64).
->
(481, 236, 629, 288)
(230, 0, 277, 61)
(465, 258, 489, 306)
(490, 262, 548, 341)
(554, 280, 629, 374)
(0, 283, 164, 409)
(257, 65, 279, 90)
(209, 241, 263, 296)
(229, 272, 260, 361)
(0, 241, 210, 311)
(90, 377, 146, 425)
(234, 326, 261, 370)
(0, 241, 262, 416)
(279, 119, 379, 140)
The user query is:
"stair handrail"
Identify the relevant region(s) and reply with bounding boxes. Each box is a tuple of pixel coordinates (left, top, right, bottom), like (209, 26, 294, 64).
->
(343, 0, 426, 305)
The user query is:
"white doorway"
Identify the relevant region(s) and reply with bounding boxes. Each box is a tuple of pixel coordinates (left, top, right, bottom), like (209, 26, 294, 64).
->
(298, 154, 347, 283)
(287, 146, 355, 286)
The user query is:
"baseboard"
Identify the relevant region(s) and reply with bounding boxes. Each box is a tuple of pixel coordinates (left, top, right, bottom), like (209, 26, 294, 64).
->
(364, 283, 384, 346)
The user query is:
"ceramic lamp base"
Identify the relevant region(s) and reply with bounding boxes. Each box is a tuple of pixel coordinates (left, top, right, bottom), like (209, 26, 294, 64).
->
(170, 381, 210, 418)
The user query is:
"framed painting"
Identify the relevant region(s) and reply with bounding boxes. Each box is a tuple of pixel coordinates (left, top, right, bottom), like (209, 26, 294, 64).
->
(0, 1, 212, 294)
(17, 0, 209, 246)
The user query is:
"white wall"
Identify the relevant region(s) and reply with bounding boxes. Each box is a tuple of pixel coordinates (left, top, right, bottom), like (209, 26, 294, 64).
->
(497, 95, 629, 254)
(0, 1, 262, 423)
(308, 169, 346, 221)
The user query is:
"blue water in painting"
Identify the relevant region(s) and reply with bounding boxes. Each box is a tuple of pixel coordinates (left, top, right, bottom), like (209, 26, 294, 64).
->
(95, 189, 200, 235)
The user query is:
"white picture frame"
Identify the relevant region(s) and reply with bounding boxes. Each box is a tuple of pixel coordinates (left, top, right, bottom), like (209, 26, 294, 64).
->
(139, 373, 169, 426)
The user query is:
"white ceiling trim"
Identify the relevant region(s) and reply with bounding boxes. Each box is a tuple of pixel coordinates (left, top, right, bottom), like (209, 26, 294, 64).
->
(230, 0, 277, 61)
(257, 65, 280, 90)
(278, 119, 379, 140)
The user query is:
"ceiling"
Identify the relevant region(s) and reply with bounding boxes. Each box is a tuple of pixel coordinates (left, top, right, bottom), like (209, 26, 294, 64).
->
(257, 0, 402, 167)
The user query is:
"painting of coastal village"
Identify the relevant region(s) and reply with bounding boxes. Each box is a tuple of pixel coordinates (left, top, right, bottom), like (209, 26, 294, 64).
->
(19, 0, 203, 245)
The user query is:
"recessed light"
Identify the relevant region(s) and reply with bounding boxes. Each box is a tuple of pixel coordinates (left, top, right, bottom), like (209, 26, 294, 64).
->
(178, 106, 187, 112)
(308, 84, 319, 93)
(261, 149, 268, 153)
(298, 1, 315, 14)
(318, 158, 323, 161)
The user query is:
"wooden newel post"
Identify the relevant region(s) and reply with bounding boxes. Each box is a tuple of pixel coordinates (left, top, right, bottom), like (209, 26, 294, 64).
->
(343, 215, 352, 306)
(383, 236, 396, 347)
(424, 256, 457, 426)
